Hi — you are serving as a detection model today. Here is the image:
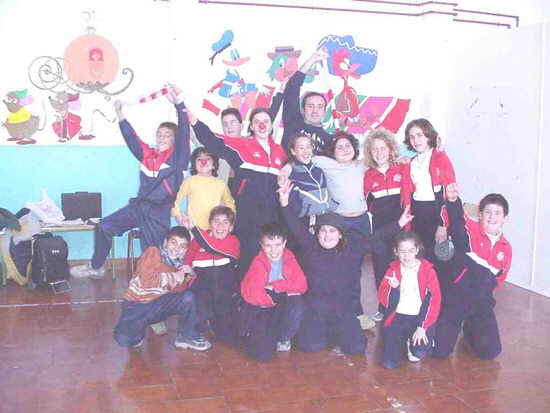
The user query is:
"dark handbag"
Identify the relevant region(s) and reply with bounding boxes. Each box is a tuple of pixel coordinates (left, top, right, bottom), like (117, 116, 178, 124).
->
(61, 192, 102, 220)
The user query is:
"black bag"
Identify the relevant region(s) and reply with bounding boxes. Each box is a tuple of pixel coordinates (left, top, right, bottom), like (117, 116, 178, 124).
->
(29, 232, 70, 289)
(61, 192, 102, 220)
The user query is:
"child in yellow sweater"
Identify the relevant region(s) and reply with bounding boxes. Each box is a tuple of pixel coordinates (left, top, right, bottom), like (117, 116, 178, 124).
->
(172, 147, 236, 230)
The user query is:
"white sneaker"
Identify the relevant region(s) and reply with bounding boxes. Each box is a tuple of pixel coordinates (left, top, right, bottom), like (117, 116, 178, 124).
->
(277, 340, 291, 352)
(150, 321, 167, 335)
(357, 314, 376, 330)
(70, 263, 105, 279)
(174, 335, 212, 351)
(132, 339, 144, 348)
(407, 339, 420, 362)
(371, 311, 384, 323)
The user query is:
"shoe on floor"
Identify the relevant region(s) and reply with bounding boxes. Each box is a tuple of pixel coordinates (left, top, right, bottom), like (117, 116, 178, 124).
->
(277, 340, 291, 352)
(150, 321, 167, 335)
(70, 263, 105, 279)
(357, 314, 376, 330)
(174, 335, 212, 351)
(371, 311, 384, 323)
(407, 339, 420, 362)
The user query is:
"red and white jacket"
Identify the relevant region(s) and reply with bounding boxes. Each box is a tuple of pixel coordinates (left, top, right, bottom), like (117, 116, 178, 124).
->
(446, 200, 512, 288)
(240, 248, 308, 308)
(402, 149, 456, 227)
(183, 227, 240, 270)
(378, 259, 441, 330)
(363, 163, 406, 219)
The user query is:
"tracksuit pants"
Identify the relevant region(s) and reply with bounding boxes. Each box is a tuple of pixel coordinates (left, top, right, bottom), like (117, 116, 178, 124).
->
(92, 199, 171, 269)
(113, 290, 199, 347)
(297, 307, 366, 355)
(382, 313, 435, 369)
(411, 199, 440, 264)
(239, 294, 305, 362)
(434, 292, 501, 360)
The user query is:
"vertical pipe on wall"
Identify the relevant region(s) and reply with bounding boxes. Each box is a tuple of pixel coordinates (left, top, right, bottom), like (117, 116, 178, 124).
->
(531, 21, 546, 289)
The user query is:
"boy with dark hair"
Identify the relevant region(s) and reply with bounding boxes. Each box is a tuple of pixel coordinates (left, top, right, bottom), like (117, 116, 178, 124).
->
(239, 223, 307, 362)
(281, 50, 333, 155)
(71, 84, 190, 279)
(182, 206, 240, 346)
(113, 226, 211, 350)
(434, 185, 512, 360)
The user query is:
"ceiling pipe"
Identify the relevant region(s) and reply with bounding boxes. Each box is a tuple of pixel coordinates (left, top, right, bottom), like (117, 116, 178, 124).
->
(454, 8, 519, 28)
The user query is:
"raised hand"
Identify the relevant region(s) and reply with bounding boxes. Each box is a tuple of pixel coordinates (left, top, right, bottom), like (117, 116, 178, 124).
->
(398, 204, 414, 228)
(446, 182, 459, 202)
(277, 178, 294, 207)
(435, 225, 448, 243)
(385, 272, 399, 289)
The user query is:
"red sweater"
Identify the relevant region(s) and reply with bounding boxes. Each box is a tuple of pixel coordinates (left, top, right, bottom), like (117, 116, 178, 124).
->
(241, 248, 308, 307)
(378, 259, 441, 330)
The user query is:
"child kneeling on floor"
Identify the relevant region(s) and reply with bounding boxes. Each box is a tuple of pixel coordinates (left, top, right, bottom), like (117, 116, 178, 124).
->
(113, 226, 210, 351)
(239, 223, 307, 362)
(378, 231, 441, 369)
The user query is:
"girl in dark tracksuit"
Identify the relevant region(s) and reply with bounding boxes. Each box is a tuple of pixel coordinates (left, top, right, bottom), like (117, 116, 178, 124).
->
(401, 119, 456, 264)
(378, 231, 441, 369)
(279, 180, 412, 355)
(189, 108, 286, 280)
(363, 128, 407, 321)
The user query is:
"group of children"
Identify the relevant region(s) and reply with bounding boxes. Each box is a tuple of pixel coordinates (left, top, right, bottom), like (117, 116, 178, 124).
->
(70, 53, 512, 368)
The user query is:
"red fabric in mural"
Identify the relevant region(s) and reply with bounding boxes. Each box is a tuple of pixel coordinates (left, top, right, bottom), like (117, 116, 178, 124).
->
(202, 99, 220, 116)
(379, 99, 411, 133)
(52, 113, 82, 139)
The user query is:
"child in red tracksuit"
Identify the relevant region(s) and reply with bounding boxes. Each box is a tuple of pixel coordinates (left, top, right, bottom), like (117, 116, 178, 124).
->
(239, 223, 307, 362)
(401, 119, 456, 263)
(183, 206, 240, 347)
(363, 127, 407, 322)
(379, 231, 441, 369)
(434, 188, 512, 360)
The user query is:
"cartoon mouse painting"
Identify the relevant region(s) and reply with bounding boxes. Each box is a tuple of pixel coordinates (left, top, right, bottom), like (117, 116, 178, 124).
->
(49, 91, 94, 142)
(2, 89, 44, 145)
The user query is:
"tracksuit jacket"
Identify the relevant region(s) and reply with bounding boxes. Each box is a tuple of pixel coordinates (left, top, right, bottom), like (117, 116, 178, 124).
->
(363, 164, 406, 227)
(378, 259, 441, 329)
(240, 248, 308, 307)
(402, 149, 456, 227)
(192, 121, 286, 277)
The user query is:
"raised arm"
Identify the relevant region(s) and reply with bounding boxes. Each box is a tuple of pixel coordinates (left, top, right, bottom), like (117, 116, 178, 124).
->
(166, 84, 191, 170)
(115, 100, 145, 161)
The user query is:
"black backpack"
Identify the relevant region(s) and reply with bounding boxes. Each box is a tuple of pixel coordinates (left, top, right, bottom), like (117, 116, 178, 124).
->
(29, 232, 70, 291)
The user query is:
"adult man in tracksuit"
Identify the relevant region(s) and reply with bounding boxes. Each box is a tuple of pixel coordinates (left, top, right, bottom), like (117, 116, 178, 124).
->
(433, 185, 512, 360)
(71, 85, 190, 279)
(281, 50, 333, 155)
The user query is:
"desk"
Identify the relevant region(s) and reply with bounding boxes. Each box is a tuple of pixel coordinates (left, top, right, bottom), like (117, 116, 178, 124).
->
(41, 224, 116, 279)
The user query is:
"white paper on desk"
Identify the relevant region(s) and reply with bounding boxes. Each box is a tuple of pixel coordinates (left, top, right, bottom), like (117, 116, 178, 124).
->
(42, 218, 85, 227)
(25, 189, 65, 224)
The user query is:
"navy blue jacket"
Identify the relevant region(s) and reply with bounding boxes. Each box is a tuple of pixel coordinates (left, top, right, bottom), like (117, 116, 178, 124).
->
(281, 71, 333, 155)
(282, 206, 399, 316)
(119, 102, 189, 205)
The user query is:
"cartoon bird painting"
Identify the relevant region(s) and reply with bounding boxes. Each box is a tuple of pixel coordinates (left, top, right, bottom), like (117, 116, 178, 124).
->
(2, 89, 43, 145)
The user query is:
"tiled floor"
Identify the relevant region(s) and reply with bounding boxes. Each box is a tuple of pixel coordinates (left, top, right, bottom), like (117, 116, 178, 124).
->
(1, 261, 550, 413)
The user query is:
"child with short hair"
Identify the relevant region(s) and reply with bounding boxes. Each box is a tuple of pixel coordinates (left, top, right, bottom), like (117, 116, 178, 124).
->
(434, 186, 512, 360)
(71, 84, 190, 279)
(285, 133, 338, 223)
(239, 223, 307, 362)
(378, 231, 441, 369)
(182, 206, 240, 346)
(172, 147, 235, 230)
(401, 119, 456, 263)
(113, 226, 211, 351)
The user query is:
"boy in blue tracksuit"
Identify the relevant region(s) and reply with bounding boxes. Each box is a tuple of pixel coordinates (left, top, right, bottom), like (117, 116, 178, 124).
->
(70, 84, 190, 279)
